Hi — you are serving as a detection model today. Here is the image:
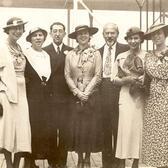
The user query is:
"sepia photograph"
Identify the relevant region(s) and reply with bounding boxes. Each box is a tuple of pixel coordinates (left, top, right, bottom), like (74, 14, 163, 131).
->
(0, 0, 168, 168)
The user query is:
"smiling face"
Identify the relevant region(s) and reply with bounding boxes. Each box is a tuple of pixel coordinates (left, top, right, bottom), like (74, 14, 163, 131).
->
(50, 24, 66, 46)
(151, 29, 166, 46)
(103, 25, 119, 46)
(8, 25, 24, 41)
(76, 29, 90, 46)
(30, 31, 45, 50)
(127, 34, 141, 50)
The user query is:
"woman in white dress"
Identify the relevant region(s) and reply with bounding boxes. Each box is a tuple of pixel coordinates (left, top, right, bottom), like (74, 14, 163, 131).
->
(0, 17, 31, 168)
(111, 27, 146, 168)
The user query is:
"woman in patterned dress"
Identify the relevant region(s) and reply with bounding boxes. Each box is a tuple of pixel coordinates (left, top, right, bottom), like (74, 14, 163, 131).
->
(142, 23, 168, 168)
(65, 25, 102, 168)
(0, 17, 31, 168)
(111, 27, 146, 168)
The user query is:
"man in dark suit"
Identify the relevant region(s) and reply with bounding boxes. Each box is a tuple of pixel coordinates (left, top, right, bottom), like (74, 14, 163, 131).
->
(43, 22, 73, 168)
(99, 23, 129, 168)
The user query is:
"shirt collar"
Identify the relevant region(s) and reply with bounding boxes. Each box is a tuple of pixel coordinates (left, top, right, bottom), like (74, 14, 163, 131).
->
(105, 42, 116, 50)
(52, 42, 63, 52)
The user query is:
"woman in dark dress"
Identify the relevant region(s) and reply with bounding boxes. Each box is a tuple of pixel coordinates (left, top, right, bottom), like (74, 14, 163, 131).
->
(65, 25, 103, 168)
(24, 27, 51, 167)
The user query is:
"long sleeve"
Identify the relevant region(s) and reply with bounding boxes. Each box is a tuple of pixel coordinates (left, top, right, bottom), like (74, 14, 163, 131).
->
(84, 50, 102, 96)
(145, 53, 168, 80)
(0, 45, 18, 103)
(111, 52, 130, 86)
(64, 51, 80, 95)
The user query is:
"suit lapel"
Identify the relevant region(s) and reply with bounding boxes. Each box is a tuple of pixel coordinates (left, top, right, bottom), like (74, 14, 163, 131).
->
(100, 43, 119, 60)
(46, 44, 57, 72)
(55, 44, 65, 71)
(99, 45, 105, 58)
(47, 43, 64, 73)
(115, 42, 120, 60)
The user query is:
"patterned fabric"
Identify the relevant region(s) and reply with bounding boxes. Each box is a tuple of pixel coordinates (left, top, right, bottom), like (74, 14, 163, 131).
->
(117, 53, 144, 78)
(8, 43, 26, 72)
(142, 51, 168, 167)
(116, 51, 144, 96)
(65, 45, 102, 96)
(122, 54, 143, 76)
(65, 45, 103, 152)
(76, 46, 96, 93)
(104, 46, 112, 76)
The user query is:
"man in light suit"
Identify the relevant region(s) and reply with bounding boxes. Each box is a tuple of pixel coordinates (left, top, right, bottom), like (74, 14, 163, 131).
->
(99, 23, 129, 168)
(43, 22, 73, 168)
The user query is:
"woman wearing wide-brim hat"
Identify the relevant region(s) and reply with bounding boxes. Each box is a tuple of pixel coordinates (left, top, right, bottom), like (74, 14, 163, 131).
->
(3, 17, 27, 33)
(111, 26, 146, 168)
(143, 23, 168, 40)
(142, 23, 168, 168)
(0, 17, 31, 168)
(65, 25, 103, 168)
(24, 27, 51, 168)
(68, 25, 98, 39)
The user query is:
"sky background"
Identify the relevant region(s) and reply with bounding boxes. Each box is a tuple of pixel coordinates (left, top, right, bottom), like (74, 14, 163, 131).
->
(0, 7, 167, 50)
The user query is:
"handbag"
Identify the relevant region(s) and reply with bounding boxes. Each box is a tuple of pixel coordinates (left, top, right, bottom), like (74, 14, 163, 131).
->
(143, 72, 151, 97)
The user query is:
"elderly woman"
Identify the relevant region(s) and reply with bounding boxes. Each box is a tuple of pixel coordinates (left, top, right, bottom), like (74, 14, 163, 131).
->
(111, 27, 146, 168)
(65, 25, 102, 168)
(142, 23, 168, 168)
(0, 17, 31, 168)
(24, 27, 51, 168)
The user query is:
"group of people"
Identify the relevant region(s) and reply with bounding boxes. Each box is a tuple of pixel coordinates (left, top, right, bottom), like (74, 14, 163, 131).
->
(0, 16, 167, 168)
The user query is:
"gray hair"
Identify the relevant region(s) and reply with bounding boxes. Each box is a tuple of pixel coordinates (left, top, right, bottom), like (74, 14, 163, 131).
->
(103, 23, 119, 34)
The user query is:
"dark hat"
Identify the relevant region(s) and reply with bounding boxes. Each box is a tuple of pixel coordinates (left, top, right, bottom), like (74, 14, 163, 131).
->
(125, 27, 144, 41)
(3, 17, 27, 31)
(144, 23, 168, 40)
(68, 25, 98, 39)
(26, 27, 48, 42)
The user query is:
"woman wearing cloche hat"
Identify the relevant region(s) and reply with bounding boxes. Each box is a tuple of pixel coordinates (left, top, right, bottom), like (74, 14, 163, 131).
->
(65, 25, 103, 168)
(24, 27, 51, 167)
(111, 26, 147, 168)
(142, 23, 168, 167)
(0, 17, 31, 168)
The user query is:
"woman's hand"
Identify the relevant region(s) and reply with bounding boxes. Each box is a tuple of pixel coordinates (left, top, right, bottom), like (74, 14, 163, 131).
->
(135, 75, 144, 87)
(122, 76, 138, 85)
(77, 91, 89, 102)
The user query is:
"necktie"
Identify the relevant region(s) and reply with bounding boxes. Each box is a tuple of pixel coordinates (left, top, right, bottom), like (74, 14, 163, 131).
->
(57, 46, 60, 54)
(104, 46, 112, 76)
